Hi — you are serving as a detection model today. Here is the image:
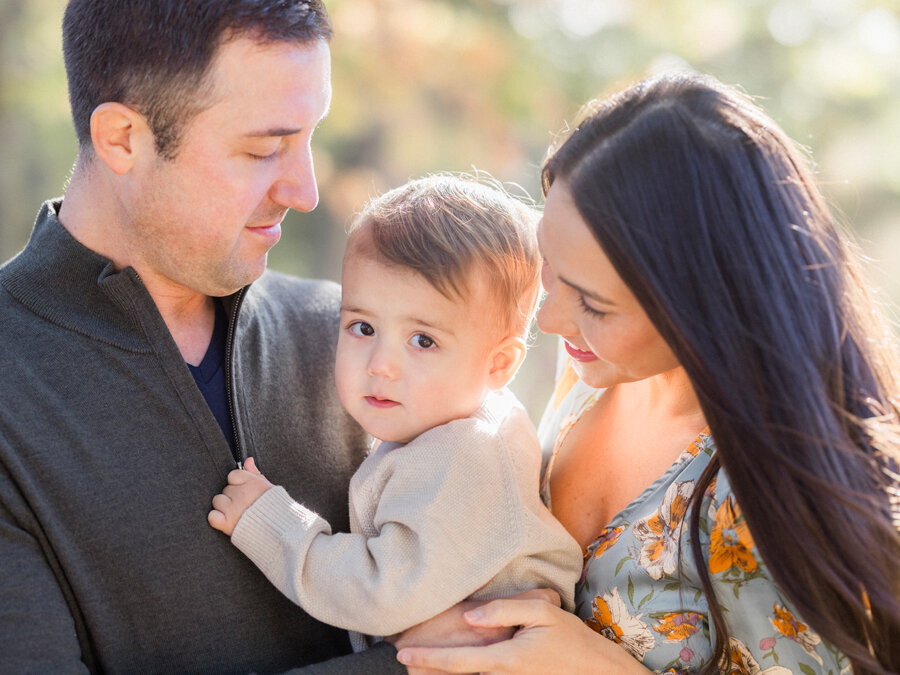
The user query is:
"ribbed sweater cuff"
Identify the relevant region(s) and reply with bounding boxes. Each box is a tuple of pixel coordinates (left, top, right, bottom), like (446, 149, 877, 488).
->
(231, 486, 323, 576)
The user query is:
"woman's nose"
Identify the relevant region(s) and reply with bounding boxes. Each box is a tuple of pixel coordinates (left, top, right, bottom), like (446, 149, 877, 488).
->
(536, 287, 573, 338)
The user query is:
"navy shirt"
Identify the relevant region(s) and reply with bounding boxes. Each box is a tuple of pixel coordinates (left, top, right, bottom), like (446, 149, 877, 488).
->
(187, 299, 236, 455)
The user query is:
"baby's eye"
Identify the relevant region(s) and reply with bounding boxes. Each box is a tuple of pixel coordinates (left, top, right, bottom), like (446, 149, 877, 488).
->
(349, 321, 375, 337)
(409, 333, 435, 349)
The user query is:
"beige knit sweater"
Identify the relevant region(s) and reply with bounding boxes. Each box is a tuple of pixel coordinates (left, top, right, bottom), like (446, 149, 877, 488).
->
(231, 388, 582, 639)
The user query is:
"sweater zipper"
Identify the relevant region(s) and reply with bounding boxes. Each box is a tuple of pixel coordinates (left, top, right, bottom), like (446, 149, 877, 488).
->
(128, 267, 247, 469)
(225, 286, 248, 469)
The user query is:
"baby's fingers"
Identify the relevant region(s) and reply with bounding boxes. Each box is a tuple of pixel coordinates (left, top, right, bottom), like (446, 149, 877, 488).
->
(207, 507, 229, 534)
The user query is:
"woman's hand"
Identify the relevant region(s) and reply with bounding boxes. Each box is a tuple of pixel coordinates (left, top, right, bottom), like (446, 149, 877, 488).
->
(395, 594, 651, 674)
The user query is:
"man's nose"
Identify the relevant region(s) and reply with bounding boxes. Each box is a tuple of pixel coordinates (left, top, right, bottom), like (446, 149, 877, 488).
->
(270, 143, 319, 213)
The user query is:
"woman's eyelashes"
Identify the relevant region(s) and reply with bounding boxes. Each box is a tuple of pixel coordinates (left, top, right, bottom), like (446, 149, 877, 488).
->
(578, 295, 607, 319)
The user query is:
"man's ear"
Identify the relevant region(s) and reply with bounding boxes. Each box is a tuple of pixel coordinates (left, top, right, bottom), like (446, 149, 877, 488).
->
(487, 336, 527, 390)
(89, 102, 152, 175)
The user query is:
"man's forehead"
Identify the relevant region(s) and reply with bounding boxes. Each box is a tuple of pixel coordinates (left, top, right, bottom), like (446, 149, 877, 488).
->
(201, 37, 331, 130)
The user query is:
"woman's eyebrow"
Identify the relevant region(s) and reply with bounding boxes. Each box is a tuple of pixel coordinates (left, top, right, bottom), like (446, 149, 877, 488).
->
(560, 275, 616, 306)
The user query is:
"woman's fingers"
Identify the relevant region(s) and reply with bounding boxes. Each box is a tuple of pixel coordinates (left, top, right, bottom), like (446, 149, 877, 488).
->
(398, 643, 510, 673)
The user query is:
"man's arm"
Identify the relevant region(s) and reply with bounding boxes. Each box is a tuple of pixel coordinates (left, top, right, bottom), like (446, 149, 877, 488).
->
(0, 469, 90, 672)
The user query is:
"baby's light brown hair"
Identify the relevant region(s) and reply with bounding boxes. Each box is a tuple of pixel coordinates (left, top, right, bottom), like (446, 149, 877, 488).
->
(345, 174, 541, 340)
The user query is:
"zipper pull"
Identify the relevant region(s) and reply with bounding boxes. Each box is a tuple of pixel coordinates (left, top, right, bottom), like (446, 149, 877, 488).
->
(235, 460, 244, 471)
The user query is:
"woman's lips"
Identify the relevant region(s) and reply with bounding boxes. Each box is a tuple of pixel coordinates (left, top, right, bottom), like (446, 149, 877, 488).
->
(365, 396, 400, 408)
(564, 340, 598, 362)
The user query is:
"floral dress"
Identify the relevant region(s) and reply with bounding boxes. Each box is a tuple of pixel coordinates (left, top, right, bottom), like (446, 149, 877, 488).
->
(538, 355, 849, 674)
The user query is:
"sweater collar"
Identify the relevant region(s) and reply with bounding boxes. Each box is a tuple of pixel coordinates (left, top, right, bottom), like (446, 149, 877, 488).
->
(2, 199, 162, 352)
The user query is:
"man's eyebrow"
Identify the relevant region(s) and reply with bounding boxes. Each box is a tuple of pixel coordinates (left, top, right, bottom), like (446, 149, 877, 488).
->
(243, 127, 303, 138)
(560, 275, 617, 306)
(243, 110, 331, 139)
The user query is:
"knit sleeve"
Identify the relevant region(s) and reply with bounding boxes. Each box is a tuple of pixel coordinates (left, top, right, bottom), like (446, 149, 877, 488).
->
(231, 417, 529, 637)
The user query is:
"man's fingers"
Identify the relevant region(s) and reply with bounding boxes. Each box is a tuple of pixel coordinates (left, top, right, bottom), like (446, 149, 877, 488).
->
(508, 587, 561, 607)
(464, 597, 557, 629)
(397, 644, 508, 673)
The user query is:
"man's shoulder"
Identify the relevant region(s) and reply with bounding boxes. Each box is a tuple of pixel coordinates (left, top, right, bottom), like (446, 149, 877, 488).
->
(239, 270, 342, 342)
(249, 270, 341, 310)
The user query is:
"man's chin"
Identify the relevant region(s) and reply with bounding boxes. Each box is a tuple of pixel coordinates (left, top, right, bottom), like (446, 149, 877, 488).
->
(206, 260, 268, 297)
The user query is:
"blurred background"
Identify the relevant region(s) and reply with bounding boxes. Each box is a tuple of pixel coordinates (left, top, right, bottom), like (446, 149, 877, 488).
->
(2, 0, 898, 419)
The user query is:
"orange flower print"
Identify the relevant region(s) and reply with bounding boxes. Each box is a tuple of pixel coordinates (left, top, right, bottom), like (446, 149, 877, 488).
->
(771, 603, 823, 665)
(585, 587, 656, 661)
(551, 361, 580, 409)
(709, 496, 757, 575)
(722, 637, 793, 674)
(633, 481, 694, 580)
(676, 431, 712, 464)
(591, 525, 625, 558)
(653, 611, 704, 642)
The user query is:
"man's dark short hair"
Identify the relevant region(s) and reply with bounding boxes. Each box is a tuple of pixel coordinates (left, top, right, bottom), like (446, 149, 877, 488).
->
(62, 0, 332, 160)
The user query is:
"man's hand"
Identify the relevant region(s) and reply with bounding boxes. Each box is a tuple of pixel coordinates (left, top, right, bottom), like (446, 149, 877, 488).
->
(208, 457, 273, 536)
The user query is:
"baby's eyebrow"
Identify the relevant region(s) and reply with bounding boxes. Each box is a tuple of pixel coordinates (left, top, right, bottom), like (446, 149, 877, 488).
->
(340, 304, 371, 315)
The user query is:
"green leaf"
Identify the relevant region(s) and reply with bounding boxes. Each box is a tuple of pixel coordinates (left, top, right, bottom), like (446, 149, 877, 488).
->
(627, 576, 635, 605)
(799, 663, 817, 675)
(615, 556, 629, 575)
(664, 581, 680, 592)
(637, 591, 654, 609)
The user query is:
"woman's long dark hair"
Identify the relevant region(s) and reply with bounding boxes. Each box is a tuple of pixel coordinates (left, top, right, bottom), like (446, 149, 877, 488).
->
(542, 72, 900, 673)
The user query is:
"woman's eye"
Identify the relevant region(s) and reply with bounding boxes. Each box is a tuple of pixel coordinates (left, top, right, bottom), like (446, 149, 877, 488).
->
(349, 321, 375, 337)
(578, 295, 607, 319)
(410, 333, 435, 349)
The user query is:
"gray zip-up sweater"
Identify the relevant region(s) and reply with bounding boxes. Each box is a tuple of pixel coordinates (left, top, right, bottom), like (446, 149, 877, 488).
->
(0, 201, 404, 673)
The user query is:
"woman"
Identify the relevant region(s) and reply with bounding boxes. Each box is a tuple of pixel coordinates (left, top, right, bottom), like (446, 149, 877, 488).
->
(397, 73, 900, 673)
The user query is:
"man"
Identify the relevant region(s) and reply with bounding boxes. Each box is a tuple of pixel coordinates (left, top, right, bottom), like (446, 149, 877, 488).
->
(0, 1, 404, 671)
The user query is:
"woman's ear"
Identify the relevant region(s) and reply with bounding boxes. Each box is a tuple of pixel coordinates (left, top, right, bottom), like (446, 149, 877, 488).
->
(89, 102, 152, 175)
(487, 336, 527, 390)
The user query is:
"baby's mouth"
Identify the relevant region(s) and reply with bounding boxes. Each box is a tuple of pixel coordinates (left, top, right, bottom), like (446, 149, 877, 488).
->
(365, 395, 400, 408)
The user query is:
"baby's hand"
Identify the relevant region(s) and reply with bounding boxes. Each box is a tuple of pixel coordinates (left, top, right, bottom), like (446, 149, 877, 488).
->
(208, 457, 274, 536)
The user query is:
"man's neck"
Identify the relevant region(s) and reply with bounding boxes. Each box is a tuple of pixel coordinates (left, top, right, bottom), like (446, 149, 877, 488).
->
(143, 281, 217, 366)
(59, 162, 216, 365)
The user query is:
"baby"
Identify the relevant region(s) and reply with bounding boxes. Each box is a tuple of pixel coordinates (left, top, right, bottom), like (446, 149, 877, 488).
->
(208, 174, 582, 645)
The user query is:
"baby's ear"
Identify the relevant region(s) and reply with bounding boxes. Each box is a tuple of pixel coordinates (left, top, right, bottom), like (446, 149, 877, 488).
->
(487, 336, 527, 390)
